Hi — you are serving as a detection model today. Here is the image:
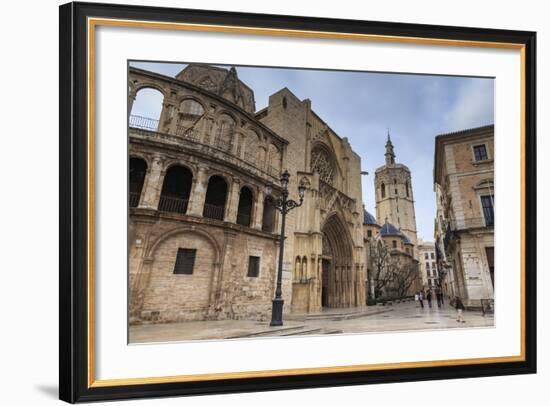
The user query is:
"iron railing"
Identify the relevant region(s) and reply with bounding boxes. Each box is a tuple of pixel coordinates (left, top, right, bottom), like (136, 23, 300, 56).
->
(158, 195, 188, 214)
(203, 203, 225, 221)
(236, 212, 251, 227)
(129, 192, 141, 208)
(129, 115, 159, 131)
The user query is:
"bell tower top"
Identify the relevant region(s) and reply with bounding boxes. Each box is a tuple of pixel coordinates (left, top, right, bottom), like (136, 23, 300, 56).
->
(385, 130, 396, 165)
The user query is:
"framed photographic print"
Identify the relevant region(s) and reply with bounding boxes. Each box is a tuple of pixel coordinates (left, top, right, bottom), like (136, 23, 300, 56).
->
(59, 1, 537, 403)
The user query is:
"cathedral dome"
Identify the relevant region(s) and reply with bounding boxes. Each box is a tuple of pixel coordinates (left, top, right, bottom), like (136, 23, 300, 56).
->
(379, 221, 402, 237)
(363, 209, 378, 226)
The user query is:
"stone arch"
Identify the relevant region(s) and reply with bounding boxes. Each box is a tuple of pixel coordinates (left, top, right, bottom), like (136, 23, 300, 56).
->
(146, 226, 221, 264)
(214, 112, 237, 152)
(130, 86, 165, 131)
(302, 256, 308, 281)
(295, 256, 302, 281)
(129, 152, 152, 169)
(267, 143, 281, 175)
(142, 227, 222, 321)
(134, 82, 167, 98)
(158, 165, 193, 214)
(320, 212, 355, 308)
(129, 157, 147, 208)
(474, 178, 494, 190)
(203, 175, 229, 220)
(245, 128, 261, 164)
(236, 185, 254, 227)
(163, 160, 195, 178)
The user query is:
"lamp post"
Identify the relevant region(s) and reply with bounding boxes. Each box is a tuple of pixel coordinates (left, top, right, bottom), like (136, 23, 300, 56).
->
(265, 170, 306, 326)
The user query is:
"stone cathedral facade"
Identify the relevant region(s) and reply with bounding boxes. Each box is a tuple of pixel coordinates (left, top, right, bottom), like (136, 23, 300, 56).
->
(128, 64, 366, 325)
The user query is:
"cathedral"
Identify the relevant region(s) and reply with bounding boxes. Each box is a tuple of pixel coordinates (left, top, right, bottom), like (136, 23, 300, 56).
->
(127, 64, 366, 324)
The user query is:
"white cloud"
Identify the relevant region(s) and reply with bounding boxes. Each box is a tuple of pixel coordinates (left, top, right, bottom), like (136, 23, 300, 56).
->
(442, 79, 494, 132)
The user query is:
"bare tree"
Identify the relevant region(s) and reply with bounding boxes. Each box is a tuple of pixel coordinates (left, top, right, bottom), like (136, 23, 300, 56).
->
(392, 260, 420, 298)
(368, 238, 394, 299)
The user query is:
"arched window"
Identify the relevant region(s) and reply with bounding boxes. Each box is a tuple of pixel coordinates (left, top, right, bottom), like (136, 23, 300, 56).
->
(406, 181, 410, 197)
(267, 144, 281, 176)
(158, 166, 193, 214)
(129, 158, 147, 207)
(176, 99, 205, 137)
(295, 257, 302, 281)
(245, 130, 261, 165)
(130, 88, 164, 131)
(302, 256, 308, 281)
(180, 99, 204, 117)
(381, 183, 386, 199)
(203, 176, 228, 220)
(236, 186, 253, 227)
(311, 146, 335, 185)
(262, 197, 276, 232)
(215, 114, 236, 152)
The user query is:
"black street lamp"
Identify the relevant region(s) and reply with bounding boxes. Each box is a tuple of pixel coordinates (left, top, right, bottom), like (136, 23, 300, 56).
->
(265, 170, 306, 326)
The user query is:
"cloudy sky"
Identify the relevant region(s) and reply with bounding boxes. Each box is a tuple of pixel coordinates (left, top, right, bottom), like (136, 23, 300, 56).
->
(130, 61, 494, 241)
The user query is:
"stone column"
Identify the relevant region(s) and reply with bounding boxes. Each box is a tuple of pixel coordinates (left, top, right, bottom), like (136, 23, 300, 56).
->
(140, 155, 166, 209)
(252, 190, 265, 230)
(161, 101, 178, 134)
(128, 87, 137, 118)
(225, 177, 241, 223)
(187, 166, 208, 216)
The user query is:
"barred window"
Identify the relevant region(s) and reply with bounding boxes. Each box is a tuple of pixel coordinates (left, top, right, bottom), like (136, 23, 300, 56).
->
(247, 256, 260, 277)
(173, 248, 196, 275)
(473, 144, 488, 161)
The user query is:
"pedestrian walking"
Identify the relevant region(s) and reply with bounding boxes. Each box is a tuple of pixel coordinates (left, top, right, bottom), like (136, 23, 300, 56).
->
(427, 290, 432, 308)
(436, 288, 442, 308)
(453, 296, 466, 323)
(418, 291, 424, 308)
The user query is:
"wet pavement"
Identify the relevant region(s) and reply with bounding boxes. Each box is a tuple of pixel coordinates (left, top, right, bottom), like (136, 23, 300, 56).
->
(129, 300, 494, 344)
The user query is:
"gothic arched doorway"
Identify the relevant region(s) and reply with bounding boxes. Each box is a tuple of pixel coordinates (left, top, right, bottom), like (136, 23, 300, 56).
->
(321, 214, 355, 308)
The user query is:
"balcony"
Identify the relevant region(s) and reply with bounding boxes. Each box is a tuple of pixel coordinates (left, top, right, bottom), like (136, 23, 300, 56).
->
(203, 203, 225, 221)
(129, 115, 282, 181)
(158, 196, 189, 214)
(129, 192, 141, 208)
(129, 115, 159, 131)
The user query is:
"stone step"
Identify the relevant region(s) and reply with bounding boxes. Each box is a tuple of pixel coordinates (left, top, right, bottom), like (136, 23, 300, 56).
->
(225, 325, 306, 339)
(292, 308, 394, 321)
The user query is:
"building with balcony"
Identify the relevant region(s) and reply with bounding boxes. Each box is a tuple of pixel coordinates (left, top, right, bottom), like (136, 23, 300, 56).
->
(128, 64, 366, 324)
(434, 124, 494, 307)
(417, 239, 437, 290)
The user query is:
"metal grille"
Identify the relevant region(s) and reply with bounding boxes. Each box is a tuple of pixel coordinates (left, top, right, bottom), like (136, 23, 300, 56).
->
(173, 248, 196, 275)
(129, 115, 159, 131)
(158, 196, 188, 214)
(247, 256, 260, 277)
(203, 203, 225, 220)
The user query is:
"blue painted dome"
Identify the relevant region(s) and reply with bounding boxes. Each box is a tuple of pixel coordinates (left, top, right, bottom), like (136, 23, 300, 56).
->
(363, 209, 378, 226)
(379, 222, 402, 237)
